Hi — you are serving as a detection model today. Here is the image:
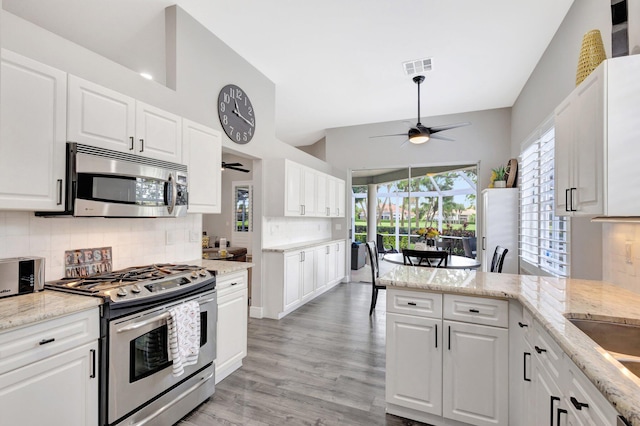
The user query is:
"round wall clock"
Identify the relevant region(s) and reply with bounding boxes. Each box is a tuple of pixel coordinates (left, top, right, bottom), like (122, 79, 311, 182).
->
(217, 84, 255, 144)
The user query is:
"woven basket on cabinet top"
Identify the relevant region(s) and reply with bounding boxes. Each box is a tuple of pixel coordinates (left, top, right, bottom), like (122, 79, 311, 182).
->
(576, 29, 607, 86)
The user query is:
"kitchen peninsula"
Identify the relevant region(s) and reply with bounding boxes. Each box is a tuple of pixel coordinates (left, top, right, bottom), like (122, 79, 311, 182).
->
(379, 266, 640, 426)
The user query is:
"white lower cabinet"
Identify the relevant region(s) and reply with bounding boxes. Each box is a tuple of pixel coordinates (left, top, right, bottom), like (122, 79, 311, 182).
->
(386, 312, 442, 415)
(0, 308, 99, 426)
(509, 301, 621, 426)
(386, 290, 508, 426)
(263, 240, 346, 319)
(443, 320, 508, 426)
(215, 270, 248, 384)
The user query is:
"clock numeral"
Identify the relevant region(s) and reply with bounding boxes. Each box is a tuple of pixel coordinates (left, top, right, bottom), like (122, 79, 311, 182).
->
(248, 106, 253, 116)
(248, 128, 253, 136)
(222, 114, 228, 125)
(243, 133, 248, 142)
(236, 132, 241, 142)
(229, 126, 234, 134)
(223, 93, 230, 103)
(219, 102, 226, 112)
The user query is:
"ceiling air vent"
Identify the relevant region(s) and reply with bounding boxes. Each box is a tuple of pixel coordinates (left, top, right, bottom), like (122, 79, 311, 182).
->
(402, 57, 433, 76)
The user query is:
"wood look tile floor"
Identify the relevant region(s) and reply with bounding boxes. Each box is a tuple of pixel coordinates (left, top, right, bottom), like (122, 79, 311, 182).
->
(178, 277, 427, 426)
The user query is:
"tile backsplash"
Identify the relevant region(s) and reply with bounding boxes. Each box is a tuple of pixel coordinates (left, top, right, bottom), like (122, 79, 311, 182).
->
(262, 216, 332, 248)
(0, 211, 202, 281)
(603, 222, 640, 294)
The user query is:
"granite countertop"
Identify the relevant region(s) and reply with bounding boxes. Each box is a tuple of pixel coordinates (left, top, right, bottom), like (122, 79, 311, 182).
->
(262, 238, 345, 253)
(1, 260, 253, 334)
(379, 266, 640, 425)
(0, 291, 102, 332)
(197, 259, 254, 275)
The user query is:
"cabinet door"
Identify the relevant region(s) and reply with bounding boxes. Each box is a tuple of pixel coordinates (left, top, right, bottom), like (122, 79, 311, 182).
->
(68, 75, 135, 152)
(573, 74, 604, 216)
(316, 173, 328, 216)
(530, 360, 564, 426)
(0, 341, 98, 426)
(336, 178, 345, 217)
(216, 286, 248, 383)
(335, 241, 346, 281)
(443, 320, 508, 426)
(285, 161, 303, 216)
(386, 313, 442, 415)
(315, 246, 328, 291)
(327, 177, 337, 217)
(302, 167, 317, 216)
(284, 252, 302, 309)
(301, 250, 316, 300)
(327, 243, 337, 283)
(135, 101, 182, 163)
(183, 119, 221, 214)
(0, 50, 67, 210)
(554, 97, 574, 215)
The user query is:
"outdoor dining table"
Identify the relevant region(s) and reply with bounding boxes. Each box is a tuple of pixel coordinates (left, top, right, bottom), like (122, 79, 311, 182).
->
(383, 252, 481, 270)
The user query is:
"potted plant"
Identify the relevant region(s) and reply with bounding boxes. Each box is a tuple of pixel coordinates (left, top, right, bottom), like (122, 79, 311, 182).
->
(492, 166, 507, 188)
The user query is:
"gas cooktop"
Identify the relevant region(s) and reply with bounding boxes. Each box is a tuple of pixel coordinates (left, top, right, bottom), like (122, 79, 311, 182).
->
(45, 263, 215, 303)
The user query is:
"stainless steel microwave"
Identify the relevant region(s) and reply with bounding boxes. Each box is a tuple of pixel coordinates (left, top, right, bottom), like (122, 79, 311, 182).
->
(37, 143, 188, 218)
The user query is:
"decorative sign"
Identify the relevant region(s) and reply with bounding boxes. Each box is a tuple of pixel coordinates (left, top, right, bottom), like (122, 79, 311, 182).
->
(65, 247, 113, 278)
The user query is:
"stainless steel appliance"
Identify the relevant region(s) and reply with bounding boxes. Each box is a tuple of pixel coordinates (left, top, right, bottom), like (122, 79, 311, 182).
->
(46, 264, 216, 426)
(0, 257, 45, 299)
(36, 142, 188, 218)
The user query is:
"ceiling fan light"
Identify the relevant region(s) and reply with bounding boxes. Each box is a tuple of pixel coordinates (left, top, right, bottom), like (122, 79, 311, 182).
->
(409, 134, 429, 144)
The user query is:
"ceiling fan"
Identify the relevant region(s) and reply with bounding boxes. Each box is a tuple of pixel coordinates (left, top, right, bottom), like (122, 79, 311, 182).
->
(221, 161, 250, 173)
(371, 75, 470, 144)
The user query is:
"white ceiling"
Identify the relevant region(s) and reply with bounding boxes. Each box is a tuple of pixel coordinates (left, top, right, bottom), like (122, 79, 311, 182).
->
(3, 0, 574, 147)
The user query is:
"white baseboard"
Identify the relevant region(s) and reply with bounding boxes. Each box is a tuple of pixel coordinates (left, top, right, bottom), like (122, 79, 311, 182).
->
(249, 306, 263, 318)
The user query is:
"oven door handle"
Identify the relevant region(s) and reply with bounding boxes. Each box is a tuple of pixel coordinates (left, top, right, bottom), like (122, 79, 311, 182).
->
(131, 371, 214, 426)
(116, 298, 215, 333)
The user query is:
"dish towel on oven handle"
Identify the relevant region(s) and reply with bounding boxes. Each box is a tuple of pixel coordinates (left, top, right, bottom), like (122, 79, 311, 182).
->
(167, 300, 201, 377)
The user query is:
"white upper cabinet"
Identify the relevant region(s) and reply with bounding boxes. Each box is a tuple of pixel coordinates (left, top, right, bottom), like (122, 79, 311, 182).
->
(68, 75, 181, 163)
(0, 49, 67, 211)
(266, 159, 345, 218)
(554, 54, 640, 217)
(182, 119, 221, 214)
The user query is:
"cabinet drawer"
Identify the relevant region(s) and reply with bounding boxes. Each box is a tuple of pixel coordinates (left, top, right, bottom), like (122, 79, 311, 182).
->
(443, 294, 508, 328)
(387, 289, 442, 318)
(564, 356, 618, 426)
(0, 308, 99, 373)
(532, 320, 563, 382)
(216, 271, 247, 294)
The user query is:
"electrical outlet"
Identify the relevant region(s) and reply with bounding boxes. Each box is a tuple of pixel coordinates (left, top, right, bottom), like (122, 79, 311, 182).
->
(165, 230, 175, 245)
(625, 241, 633, 264)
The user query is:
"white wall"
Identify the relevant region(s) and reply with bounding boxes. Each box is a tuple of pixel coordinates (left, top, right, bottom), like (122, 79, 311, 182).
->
(604, 223, 640, 293)
(1, 6, 346, 311)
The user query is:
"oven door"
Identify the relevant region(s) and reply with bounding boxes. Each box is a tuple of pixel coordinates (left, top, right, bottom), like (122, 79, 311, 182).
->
(107, 290, 216, 424)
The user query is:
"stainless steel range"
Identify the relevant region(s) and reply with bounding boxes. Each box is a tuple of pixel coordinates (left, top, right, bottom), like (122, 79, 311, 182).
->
(46, 264, 217, 426)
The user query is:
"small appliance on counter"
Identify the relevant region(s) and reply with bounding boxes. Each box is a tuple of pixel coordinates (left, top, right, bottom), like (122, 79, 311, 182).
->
(0, 257, 45, 299)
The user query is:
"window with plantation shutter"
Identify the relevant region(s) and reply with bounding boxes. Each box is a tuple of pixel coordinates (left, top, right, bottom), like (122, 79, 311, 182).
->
(519, 118, 570, 277)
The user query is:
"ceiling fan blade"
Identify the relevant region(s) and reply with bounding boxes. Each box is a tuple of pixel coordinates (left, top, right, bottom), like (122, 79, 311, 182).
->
(429, 134, 456, 142)
(369, 133, 407, 139)
(227, 166, 250, 173)
(428, 122, 471, 134)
